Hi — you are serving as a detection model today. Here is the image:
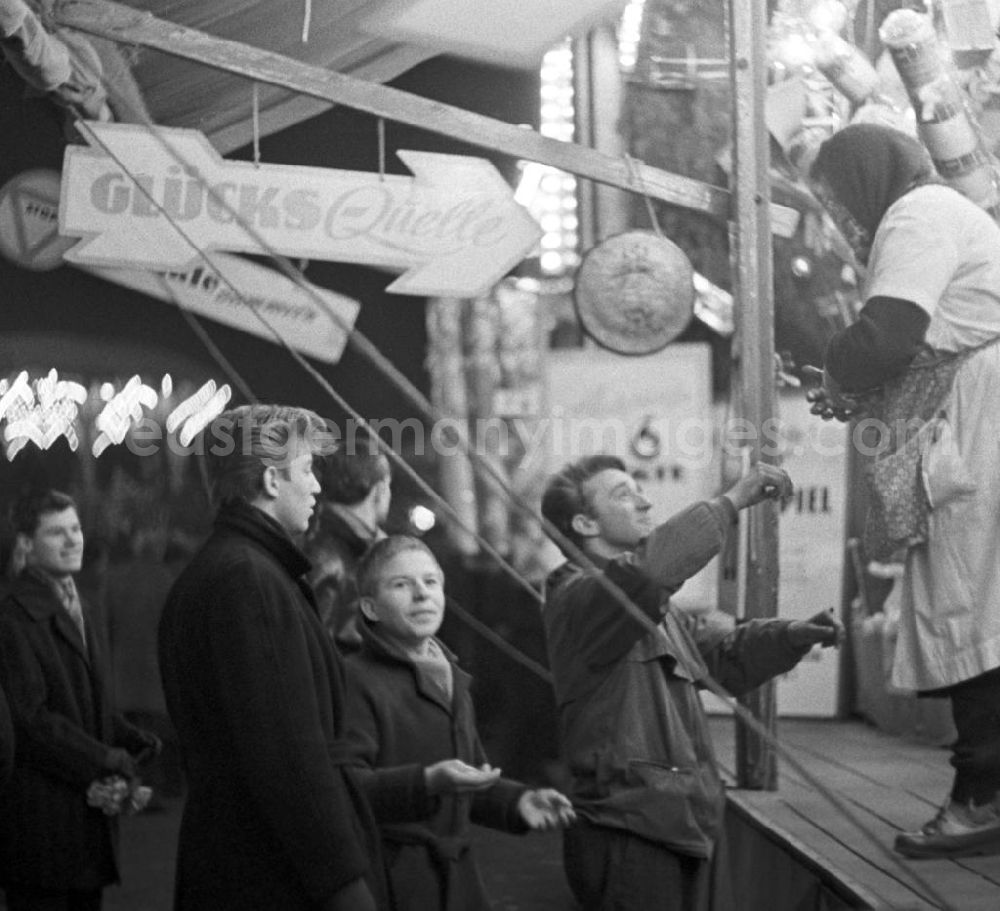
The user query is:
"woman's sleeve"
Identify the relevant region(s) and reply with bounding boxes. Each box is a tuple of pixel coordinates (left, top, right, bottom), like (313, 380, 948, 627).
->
(825, 296, 930, 391)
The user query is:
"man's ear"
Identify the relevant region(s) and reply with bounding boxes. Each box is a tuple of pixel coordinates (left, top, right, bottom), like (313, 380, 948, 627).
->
(359, 597, 379, 623)
(15, 532, 32, 561)
(261, 464, 281, 500)
(570, 513, 599, 539)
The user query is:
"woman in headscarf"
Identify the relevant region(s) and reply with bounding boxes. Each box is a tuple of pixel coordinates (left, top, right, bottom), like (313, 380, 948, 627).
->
(808, 123, 1000, 860)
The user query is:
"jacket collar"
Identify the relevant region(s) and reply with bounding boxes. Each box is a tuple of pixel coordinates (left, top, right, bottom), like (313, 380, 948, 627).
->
(214, 500, 312, 579)
(8, 569, 63, 621)
(8, 570, 91, 661)
(358, 616, 466, 712)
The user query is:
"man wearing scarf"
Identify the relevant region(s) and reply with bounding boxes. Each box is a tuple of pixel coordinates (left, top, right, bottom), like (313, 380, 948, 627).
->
(807, 123, 1000, 859)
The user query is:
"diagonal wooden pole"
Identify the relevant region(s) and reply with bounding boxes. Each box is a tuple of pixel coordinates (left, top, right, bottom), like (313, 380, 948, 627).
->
(54, 0, 798, 236)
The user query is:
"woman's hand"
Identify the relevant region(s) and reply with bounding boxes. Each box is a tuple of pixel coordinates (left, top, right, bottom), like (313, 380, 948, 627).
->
(803, 366, 864, 422)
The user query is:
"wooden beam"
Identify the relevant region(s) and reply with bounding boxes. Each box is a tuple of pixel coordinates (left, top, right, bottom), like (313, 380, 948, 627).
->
(54, 0, 798, 237)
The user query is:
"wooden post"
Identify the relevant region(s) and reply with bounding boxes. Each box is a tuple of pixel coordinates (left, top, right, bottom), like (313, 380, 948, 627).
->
(729, 0, 780, 791)
(573, 25, 632, 249)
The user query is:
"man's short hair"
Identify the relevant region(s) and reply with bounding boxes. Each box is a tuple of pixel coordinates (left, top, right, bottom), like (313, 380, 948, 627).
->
(356, 535, 439, 599)
(320, 450, 390, 506)
(202, 405, 334, 507)
(11, 489, 78, 537)
(541, 454, 627, 554)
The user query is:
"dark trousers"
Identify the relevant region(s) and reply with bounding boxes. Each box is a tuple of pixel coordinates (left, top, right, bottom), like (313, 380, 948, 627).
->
(3, 887, 101, 911)
(563, 819, 721, 911)
(935, 666, 1000, 804)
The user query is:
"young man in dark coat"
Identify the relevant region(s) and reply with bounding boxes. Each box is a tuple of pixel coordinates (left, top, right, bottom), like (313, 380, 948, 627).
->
(159, 405, 414, 911)
(0, 490, 160, 911)
(344, 535, 575, 911)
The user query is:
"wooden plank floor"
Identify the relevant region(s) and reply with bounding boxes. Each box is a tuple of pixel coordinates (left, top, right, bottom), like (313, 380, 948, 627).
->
(711, 717, 1000, 911)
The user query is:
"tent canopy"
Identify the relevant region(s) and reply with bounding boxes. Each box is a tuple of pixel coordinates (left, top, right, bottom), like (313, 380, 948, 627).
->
(102, 0, 628, 151)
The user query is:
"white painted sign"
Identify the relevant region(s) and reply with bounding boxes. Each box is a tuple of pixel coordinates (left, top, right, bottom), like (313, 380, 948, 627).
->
(772, 389, 847, 718)
(80, 253, 359, 365)
(0, 169, 358, 364)
(60, 122, 542, 298)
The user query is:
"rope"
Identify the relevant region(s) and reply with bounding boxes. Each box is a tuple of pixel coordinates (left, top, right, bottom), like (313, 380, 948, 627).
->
(446, 596, 552, 685)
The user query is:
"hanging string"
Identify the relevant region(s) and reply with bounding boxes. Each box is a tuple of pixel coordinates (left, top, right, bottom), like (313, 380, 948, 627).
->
(301, 0, 312, 43)
(72, 63, 958, 909)
(377, 117, 386, 182)
(623, 152, 665, 238)
(252, 82, 261, 167)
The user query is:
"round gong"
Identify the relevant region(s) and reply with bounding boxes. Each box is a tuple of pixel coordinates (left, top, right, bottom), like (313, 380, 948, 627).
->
(574, 231, 695, 355)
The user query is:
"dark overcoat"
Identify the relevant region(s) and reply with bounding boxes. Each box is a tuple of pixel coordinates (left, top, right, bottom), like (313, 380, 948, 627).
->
(345, 620, 528, 911)
(159, 502, 402, 911)
(0, 571, 148, 890)
(0, 682, 12, 790)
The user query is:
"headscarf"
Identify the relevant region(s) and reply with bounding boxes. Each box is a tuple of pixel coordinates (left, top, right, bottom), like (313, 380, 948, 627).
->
(809, 123, 938, 264)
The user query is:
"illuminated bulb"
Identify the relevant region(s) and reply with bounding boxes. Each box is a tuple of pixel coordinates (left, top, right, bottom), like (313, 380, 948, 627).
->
(409, 505, 436, 533)
(774, 34, 815, 69)
(790, 255, 813, 279)
(540, 251, 563, 274)
(806, 0, 848, 35)
(161, 374, 173, 398)
(99, 382, 115, 402)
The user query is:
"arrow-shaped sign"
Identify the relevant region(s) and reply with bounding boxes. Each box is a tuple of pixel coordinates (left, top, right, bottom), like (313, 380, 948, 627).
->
(60, 122, 542, 298)
(0, 169, 358, 364)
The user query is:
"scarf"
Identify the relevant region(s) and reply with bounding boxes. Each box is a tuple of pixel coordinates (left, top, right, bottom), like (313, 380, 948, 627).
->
(810, 123, 939, 264)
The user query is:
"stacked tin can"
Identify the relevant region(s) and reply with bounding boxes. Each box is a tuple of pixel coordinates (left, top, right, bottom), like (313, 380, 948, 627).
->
(880, 8, 1000, 217)
(812, 30, 881, 108)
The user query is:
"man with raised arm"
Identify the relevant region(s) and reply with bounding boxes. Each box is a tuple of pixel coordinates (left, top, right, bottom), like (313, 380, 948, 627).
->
(540, 456, 844, 911)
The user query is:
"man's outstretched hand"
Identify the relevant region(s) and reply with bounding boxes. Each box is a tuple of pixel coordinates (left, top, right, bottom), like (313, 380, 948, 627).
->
(517, 789, 577, 830)
(425, 759, 502, 795)
(787, 609, 846, 650)
(723, 463, 794, 511)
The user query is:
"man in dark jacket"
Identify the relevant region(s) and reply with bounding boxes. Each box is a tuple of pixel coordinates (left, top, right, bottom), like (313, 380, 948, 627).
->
(159, 405, 411, 911)
(0, 489, 159, 911)
(305, 449, 392, 653)
(541, 456, 845, 911)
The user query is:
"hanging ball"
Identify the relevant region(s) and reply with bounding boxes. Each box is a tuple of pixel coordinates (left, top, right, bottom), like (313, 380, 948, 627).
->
(573, 230, 695, 355)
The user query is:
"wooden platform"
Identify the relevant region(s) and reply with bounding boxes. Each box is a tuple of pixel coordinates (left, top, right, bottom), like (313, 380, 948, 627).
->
(711, 717, 1000, 911)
